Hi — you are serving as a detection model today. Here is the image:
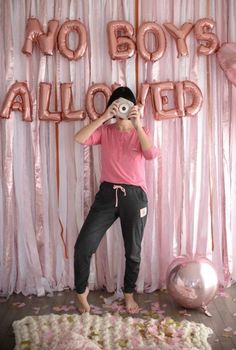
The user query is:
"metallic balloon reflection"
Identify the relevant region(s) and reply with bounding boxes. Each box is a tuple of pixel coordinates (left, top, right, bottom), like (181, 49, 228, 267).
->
(166, 256, 219, 309)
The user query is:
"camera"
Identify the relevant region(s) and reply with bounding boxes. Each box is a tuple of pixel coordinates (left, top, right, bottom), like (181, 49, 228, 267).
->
(115, 98, 134, 119)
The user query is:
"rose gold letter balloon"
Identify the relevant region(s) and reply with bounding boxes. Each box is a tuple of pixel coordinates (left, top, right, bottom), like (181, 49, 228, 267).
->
(175, 81, 185, 117)
(137, 83, 151, 105)
(22, 17, 59, 56)
(151, 81, 179, 120)
(86, 84, 112, 120)
(107, 21, 135, 60)
(38, 19, 59, 55)
(183, 80, 203, 116)
(166, 256, 218, 309)
(194, 18, 219, 55)
(163, 22, 193, 57)
(137, 22, 166, 62)
(38, 82, 61, 121)
(58, 20, 87, 60)
(0, 82, 32, 121)
(61, 83, 85, 121)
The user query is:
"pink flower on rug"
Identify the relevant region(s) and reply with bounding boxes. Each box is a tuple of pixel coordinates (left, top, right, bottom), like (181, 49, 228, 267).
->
(146, 325, 162, 339)
(130, 335, 140, 348)
(42, 330, 55, 341)
(51, 331, 100, 350)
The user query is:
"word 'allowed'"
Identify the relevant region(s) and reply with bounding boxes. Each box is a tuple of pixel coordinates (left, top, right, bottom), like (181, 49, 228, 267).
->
(0, 81, 203, 122)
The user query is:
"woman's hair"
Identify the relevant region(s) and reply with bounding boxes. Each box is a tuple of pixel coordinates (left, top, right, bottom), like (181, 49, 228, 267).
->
(107, 86, 136, 107)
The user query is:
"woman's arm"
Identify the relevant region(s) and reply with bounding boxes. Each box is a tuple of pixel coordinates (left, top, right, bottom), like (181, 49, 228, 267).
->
(135, 125, 154, 151)
(129, 105, 158, 159)
(129, 105, 153, 150)
(74, 101, 119, 144)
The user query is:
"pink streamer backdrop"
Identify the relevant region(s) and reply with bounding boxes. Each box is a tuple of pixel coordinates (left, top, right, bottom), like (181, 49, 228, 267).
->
(0, 0, 236, 296)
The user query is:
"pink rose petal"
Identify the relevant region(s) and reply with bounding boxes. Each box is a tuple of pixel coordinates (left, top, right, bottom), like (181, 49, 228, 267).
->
(224, 327, 233, 332)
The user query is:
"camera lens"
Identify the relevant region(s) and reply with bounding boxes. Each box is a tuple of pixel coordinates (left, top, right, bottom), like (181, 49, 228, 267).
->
(119, 103, 129, 114)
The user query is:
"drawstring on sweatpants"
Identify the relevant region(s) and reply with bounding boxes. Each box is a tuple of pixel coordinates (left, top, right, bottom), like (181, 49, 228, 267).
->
(113, 185, 126, 207)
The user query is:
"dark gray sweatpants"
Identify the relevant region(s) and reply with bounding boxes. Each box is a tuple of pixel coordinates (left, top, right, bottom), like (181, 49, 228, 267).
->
(74, 181, 148, 293)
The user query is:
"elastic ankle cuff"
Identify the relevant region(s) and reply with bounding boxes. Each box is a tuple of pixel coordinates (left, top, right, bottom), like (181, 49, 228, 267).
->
(123, 288, 135, 294)
(76, 287, 87, 294)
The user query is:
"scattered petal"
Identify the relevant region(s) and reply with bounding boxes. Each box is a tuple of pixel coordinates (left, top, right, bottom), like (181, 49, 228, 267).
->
(140, 309, 149, 314)
(224, 327, 233, 332)
(52, 305, 76, 312)
(217, 290, 230, 298)
(46, 293, 54, 297)
(33, 307, 40, 314)
(90, 304, 103, 315)
(178, 309, 191, 317)
(12, 302, 26, 308)
(203, 309, 212, 317)
(179, 310, 187, 314)
(157, 310, 165, 315)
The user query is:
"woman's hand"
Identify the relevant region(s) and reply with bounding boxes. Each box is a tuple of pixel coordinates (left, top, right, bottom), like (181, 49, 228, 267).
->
(128, 105, 143, 129)
(101, 101, 119, 122)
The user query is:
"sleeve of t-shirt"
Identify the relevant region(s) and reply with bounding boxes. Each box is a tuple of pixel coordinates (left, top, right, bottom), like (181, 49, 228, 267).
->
(141, 127, 159, 160)
(82, 126, 102, 145)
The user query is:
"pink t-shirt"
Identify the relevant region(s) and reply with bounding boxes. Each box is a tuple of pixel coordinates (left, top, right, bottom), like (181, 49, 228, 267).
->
(83, 124, 158, 192)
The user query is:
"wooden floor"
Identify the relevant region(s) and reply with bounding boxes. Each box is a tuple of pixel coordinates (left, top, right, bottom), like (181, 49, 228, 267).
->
(0, 284, 236, 350)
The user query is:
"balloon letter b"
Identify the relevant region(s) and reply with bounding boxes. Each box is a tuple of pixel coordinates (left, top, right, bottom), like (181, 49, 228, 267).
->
(107, 21, 135, 60)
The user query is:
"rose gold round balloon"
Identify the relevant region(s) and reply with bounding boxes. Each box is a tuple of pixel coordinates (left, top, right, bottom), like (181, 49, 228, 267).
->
(166, 256, 219, 309)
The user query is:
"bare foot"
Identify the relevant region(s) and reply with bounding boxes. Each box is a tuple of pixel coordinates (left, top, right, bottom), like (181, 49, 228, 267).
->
(124, 293, 139, 314)
(76, 287, 90, 313)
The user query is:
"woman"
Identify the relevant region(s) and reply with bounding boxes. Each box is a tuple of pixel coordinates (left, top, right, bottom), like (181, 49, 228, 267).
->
(74, 87, 158, 313)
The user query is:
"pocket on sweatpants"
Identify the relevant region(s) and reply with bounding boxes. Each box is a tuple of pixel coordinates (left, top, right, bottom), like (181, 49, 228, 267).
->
(139, 188, 148, 203)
